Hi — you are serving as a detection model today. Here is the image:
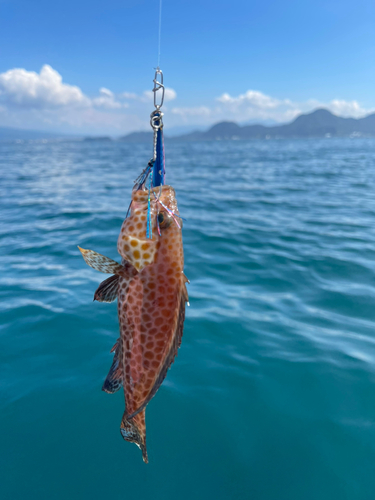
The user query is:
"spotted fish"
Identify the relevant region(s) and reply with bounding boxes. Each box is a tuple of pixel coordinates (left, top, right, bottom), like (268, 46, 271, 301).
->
(79, 184, 188, 463)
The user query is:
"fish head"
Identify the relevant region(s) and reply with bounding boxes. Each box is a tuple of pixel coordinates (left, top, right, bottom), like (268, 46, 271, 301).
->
(154, 184, 182, 239)
(118, 185, 181, 272)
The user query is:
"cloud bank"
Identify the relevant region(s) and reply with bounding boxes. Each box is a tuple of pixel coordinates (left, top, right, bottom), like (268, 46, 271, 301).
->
(0, 65, 177, 133)
(0, 64, 373, 134)
(0, 65, 90, 108)
(172, 90, 374, 126)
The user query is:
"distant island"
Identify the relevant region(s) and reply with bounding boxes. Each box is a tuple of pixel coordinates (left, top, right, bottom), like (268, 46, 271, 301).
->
(119, 109, 375, 142)
(83, 136, 112, 142)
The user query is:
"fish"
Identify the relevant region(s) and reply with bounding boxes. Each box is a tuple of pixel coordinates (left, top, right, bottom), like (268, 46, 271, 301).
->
(78, 184, 188, 463)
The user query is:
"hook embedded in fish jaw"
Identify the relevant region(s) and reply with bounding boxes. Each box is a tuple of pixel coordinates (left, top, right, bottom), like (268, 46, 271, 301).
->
(152, 190, 183, 229)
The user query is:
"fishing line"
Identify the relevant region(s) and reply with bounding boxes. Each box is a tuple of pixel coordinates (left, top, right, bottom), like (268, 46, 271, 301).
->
(142, 0, 165, 235)
(157, 0, 162, 68)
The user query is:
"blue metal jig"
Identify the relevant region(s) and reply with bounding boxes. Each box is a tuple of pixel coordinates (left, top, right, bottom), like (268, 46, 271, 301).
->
(152, 121, 165, 187)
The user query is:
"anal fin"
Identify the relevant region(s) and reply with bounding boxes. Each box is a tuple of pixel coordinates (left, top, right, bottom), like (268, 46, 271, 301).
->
(182, 282, 189, 304)
(102, 340, 123, 394)
(94, 275, 119, 303)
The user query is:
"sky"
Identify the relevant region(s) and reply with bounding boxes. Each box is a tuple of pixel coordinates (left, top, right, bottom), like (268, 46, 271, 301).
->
(0, 0, 374, 135)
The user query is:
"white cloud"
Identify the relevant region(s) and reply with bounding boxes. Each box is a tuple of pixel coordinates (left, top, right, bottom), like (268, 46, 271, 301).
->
(171, 90, 375, 126)
(122, 87, 177, 103)
(121, 91, 138, 100)
(212, 89, 298, 123)
(92, 87, 125, 109)
(217, 90, 281, 109)
(0, 65, 125, 111)
(140, 91, 154, 102)
(325, 99, 371, 118)
(0, 65, 90, 108)
(164, 88, 177, 102)
(0, 65, 148, 133)
(142, 87, 177, 102)
(297, 98, 374, 119)
(171, 106, 211, 117)
(169, 91, 288, 125)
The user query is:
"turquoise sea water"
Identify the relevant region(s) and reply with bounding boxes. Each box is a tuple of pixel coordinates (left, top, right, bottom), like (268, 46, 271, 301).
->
(1, 138, 375, 499)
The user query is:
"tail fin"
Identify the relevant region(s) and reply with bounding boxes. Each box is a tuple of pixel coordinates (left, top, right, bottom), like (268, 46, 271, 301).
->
(120, 409, 148, 463)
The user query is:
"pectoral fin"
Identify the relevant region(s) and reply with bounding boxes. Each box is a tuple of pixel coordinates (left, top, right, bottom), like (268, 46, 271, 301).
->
(78, 247, 125, 275)
(182, 283, 189, 304)
(182, 274, 189, 305)
(94, 275, 119, 303)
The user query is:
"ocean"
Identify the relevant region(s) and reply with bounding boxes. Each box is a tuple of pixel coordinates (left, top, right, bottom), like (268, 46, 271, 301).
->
(1, 138, 375, 500)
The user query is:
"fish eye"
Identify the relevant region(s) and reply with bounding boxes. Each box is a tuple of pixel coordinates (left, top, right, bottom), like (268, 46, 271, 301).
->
(157, 211, 171, 229)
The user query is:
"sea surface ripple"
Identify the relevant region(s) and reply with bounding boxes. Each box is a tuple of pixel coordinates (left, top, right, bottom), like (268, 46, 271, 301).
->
(1, 138, 375, 500)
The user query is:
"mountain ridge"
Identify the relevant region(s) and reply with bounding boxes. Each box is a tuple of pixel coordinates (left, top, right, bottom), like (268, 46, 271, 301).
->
(2, 108, 375, 142)
(119, 108, 375, 142)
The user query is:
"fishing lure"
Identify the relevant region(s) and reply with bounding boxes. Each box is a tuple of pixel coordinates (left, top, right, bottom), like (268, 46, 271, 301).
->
(79, 69, 188, 462)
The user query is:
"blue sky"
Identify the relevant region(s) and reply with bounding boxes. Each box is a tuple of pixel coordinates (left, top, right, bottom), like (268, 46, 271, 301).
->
(0, 0, 374, 134)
